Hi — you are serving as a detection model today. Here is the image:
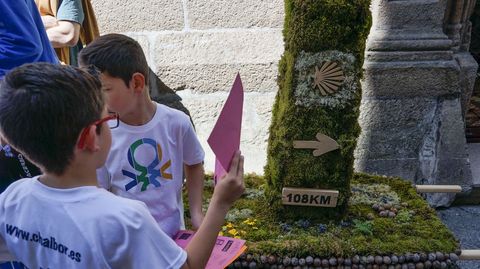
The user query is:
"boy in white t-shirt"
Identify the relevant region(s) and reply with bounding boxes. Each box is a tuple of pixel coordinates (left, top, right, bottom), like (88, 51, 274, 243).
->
(0, 63, 245, 268)
(79, 34, 206, 237)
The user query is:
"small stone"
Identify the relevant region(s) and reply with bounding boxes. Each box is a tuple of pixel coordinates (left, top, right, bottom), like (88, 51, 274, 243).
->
(373, 265, 379, 269)
(432, 261, 440, 269)
(455, 249, 461, 256)
(391, 256, 398, 264)
(306, 256, 314, 265)
(329, 258, 337, 266)
(361, 256, 367, 265)
(424, 261, 432, 269)
(367, 213, 375, 220)
(283, 257, 291, 266)
(379, 206, 385, 212)
(398, 256, 405, 264)
(242, 261, 249, 268)
(383, 256, 391, 265)
(388, 211, 396, 218)
(405, 253, 413, 262)
(407, 263, 415, 269)
(415, 263, 424, 269)
(401, 265, 408, 269)
(321, 259, 329, 267)
(338, 258, 344, 265)
(291, 257, 299, 266)
(298, 258, 305, 266)
(375, 256, 383, 265)
(367, 256, 374, 264)
(384, 204, 392, 210)
(412, 254, 420, 263)
(379, 211, 388, 217)
(419, 253, 427, 262)
(313, 258, 321, 266)
(353, 255, 360, 264)
(391, 208, 398, 213)
(445, 259, 452, 265)
(435, 252, 444, 262)
(345, 258, 352, 266)
(372, 204, 380, 211)
(439, 262, 447, 269)
(427, 253, 436, 262)
(249, 261, 257, 269)
(449, 253, 459, 262)
(261, 256, 268, 264)
(234, 261, 242, 268)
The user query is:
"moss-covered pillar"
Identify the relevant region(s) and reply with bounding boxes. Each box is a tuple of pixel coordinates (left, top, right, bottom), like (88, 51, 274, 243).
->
(263, 0, 371, 221)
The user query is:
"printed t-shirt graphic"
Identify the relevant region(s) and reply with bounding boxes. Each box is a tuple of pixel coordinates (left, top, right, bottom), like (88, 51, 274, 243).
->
(123, 138, 173, 191)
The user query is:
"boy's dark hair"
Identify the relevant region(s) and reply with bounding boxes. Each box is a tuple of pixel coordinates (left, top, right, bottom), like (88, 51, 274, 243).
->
(0, 63, 104, 175)
(78, 33, 149, 87)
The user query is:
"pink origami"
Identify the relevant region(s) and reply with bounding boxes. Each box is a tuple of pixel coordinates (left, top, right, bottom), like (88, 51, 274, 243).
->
(207, 73, 244, 184)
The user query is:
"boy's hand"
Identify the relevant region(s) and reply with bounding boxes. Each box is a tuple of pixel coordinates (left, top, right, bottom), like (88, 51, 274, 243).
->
(212, 151, 245, 207)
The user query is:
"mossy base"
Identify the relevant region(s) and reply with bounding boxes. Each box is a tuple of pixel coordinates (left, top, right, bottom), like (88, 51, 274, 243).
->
(184, 173, 459, 266)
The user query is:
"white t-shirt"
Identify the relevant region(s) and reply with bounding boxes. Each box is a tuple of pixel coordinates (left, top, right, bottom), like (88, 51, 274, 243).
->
(97, 103, 205, 237)
(0, 177, 187, 269)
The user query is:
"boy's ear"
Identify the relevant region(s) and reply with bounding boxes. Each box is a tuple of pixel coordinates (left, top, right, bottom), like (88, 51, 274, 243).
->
(79, 125, 100, 152)
(131, 72, 145, 93)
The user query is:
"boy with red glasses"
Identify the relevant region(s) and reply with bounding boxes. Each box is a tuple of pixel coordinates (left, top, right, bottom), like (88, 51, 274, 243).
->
(0, 63, 245, 268)
(79, 34, 206, 237)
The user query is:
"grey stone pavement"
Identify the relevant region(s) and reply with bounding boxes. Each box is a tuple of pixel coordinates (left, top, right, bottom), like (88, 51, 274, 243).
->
(436, 143, 480, 268)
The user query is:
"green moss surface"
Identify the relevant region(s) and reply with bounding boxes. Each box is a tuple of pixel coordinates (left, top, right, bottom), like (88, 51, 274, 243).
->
(264, 0, 372, 221)
(184, 173, 458, 257)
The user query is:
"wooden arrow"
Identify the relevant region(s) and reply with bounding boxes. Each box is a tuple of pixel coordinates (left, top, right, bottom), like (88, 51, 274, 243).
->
(293, 132, 340, 156)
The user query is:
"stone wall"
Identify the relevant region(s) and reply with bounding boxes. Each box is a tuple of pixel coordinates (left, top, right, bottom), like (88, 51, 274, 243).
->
(90, 0, 285, 173)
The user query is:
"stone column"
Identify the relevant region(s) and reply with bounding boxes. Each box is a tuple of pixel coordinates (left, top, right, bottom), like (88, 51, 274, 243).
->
(355, 0, 477, 207)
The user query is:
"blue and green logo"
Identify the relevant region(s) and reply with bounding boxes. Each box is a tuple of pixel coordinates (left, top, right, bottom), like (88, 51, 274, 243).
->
(122, 138, 172, 191)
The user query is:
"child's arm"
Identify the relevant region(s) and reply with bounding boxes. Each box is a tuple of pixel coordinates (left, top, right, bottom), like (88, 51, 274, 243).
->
(181, 151, 244, 269)
(185, 162, 205, 229)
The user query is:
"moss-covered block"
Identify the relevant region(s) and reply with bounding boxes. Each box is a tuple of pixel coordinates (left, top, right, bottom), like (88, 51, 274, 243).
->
(184, 174, 460, 268)
(264, 0, 371, 221)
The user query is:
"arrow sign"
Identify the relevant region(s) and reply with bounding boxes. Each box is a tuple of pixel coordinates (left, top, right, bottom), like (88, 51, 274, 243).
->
(293, 132, 339, 156)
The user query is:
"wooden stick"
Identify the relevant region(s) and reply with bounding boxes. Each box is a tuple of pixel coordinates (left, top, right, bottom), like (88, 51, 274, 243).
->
(415, 185, 462, 193)
(460, 249, 480, 260)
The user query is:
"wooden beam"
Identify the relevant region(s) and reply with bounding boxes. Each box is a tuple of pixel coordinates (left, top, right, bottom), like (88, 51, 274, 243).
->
(460, 249, 480, 260)
(415, 185, 462, 193)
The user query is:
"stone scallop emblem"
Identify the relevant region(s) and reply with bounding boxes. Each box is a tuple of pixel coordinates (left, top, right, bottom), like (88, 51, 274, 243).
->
(313, 61, 345, 96)
(294, 51, 357, 108)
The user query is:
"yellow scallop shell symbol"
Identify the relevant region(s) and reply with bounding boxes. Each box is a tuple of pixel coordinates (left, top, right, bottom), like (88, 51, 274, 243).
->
(313, 61, 345, 96)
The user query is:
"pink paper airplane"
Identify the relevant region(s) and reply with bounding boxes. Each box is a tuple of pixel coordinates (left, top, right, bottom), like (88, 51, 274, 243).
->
(207, 73, 244, 184)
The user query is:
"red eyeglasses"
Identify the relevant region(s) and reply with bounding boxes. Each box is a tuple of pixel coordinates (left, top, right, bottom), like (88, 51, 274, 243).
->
(77, 112, 119, 149)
